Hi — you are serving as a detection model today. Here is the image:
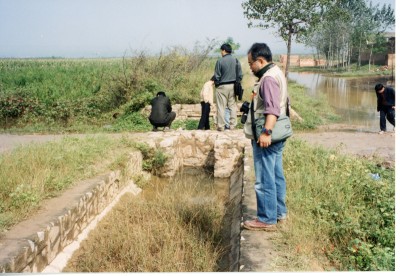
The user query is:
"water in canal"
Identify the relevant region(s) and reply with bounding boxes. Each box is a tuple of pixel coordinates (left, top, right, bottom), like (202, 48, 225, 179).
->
(288, 72, 395, 132)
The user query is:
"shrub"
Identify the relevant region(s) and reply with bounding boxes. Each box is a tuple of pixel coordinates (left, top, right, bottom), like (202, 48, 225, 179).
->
(133, 142, 168, 174)
(125, 91, 154, 113)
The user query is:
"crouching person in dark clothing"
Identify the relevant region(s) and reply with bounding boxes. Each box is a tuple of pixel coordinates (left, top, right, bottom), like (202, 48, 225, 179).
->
(149, 91, 176, 132)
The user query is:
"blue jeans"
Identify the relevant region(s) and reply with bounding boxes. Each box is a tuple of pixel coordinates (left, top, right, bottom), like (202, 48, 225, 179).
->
(252, 140, 287, 224)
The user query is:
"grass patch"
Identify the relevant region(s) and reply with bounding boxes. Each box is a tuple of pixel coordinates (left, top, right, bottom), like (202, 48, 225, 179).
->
(280, 138, 395, 271)
(288, 80, 340, 130)
(63, 170, 227, 272)
(0, 135, 161, 233)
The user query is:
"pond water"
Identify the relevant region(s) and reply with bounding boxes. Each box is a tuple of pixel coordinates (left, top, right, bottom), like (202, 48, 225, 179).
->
(288, 72, 395, 132)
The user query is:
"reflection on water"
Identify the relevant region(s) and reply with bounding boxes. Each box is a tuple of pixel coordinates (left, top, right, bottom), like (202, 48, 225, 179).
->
(288, 72, 395, 132)
(142, 167, 228, 202)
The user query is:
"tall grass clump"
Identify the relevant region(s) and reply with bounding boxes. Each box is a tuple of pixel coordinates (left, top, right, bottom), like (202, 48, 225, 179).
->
(113, 44, 217, 127)
(288, 80, 340, 130)
(0, 135, 139, 233)
(64, 169, 227, 272)
(282, 139, 395, 271)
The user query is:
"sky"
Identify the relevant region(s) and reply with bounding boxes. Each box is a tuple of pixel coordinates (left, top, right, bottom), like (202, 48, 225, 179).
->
(0, 0, 396, 58)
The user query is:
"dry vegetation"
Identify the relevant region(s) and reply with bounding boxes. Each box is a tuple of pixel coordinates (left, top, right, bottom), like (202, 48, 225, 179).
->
(64, 169, 230, 272)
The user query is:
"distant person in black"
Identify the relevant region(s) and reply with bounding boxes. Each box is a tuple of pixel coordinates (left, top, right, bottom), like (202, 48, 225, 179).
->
(375, 83, 395, 134)
(148, 91, 176, 132)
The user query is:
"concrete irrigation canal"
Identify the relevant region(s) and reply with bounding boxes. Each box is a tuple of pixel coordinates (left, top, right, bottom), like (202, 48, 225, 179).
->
(0, 130, 273, 272)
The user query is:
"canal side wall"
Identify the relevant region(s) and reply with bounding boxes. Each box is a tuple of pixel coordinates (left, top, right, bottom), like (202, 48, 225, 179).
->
(0, 151, 144, 273)
(0, 131, 248, 273)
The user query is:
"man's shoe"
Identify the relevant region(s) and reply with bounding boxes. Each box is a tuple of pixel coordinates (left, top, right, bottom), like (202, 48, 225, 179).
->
(243, 219, 277, 232)
(152, 127, 158, 132)
(224, 125, 230, 130)
(163, 127, 171, 132)
(277, 217, 288, 224)
(217, 127, 223, 132)
(379, 130, 385, 134)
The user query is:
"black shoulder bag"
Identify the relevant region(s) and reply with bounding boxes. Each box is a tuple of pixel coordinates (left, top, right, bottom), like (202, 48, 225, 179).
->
(234, 59, 243, 100)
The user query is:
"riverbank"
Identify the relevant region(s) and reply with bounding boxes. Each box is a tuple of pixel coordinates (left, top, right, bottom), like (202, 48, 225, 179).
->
(289, 64, 395, 79)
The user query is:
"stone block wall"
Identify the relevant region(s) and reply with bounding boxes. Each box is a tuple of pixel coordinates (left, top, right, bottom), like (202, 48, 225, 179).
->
(143, 130, 248, 178)
(226, 163, 244, 271)
(143, 103, 243, 120)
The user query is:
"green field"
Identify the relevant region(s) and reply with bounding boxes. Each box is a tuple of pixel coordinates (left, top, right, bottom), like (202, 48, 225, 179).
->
(0, 52, 338, 133)
(0, 51, 216, 132)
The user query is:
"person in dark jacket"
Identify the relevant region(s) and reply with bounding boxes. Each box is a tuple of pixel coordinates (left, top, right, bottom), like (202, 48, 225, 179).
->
(375, 83, 395, 134)
(149, 91, 176, 131)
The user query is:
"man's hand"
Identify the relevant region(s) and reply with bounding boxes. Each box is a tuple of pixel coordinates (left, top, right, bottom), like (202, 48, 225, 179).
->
(257, 133, 272, 148)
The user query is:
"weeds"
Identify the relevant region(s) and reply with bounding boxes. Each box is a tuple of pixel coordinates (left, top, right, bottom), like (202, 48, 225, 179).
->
(283, 139, 395, 271)
(288, 80, 339, 129)
(133, 142, 168, 174)
(64, 169, 226, 272)
(0, 135, 139, 233)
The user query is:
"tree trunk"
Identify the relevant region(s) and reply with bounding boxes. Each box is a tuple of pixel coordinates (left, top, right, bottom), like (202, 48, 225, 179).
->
(347, 41, 353, 71)
(358, 36, 362, 68)
(285, 31, 292, 78)
(368, 44, 373, 71)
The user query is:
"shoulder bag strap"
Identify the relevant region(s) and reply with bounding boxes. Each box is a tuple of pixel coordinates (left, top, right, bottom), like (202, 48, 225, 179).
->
(250, 99, 258, 141)
(235, 59, 239, 82)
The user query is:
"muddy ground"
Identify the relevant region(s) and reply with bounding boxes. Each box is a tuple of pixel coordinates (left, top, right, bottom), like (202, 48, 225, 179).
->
(295, 124, 395, 168)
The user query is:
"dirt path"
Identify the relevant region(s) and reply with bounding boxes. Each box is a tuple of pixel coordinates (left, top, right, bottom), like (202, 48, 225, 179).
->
(294, 124, 395, 168)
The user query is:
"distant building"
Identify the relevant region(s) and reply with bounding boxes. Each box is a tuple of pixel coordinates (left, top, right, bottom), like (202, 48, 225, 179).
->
(360, 32, 395, 67)
(280, 32, 395, 68)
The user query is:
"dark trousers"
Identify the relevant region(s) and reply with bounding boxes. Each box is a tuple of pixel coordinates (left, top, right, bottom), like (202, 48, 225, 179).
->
(379, 107, 395, 131)
(198, 101, 211, 130)
(150, 112, 176, 128)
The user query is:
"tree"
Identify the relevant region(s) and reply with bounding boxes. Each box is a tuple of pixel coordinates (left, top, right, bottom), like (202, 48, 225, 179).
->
(242, 0, 331, 77)
(213, 37, 241, 54)
(305, 0, 395, 69)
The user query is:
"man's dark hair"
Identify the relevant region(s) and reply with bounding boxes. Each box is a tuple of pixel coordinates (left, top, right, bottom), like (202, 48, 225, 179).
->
(220, 43, 232, 54)
(248, 43, 272, 63)
(157, 91, 166, 97)
(375, 83, 384, 92)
